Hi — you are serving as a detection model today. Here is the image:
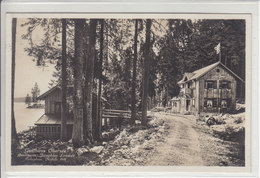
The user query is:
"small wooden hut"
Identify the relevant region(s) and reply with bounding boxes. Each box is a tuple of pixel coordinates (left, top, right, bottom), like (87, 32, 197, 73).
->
(35, 85, 107, 140)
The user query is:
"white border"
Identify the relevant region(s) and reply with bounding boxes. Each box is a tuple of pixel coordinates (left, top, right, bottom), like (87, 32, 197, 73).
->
(1, 1, 259, 178)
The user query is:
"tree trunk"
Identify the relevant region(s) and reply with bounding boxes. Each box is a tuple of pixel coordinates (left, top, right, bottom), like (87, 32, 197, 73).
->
(85, 19, 97, 143)
(130, 19, 138, 125)
(141, 19, 152, 126)
(61, 19, 68, 141)
(96, 19, 104, 141)
(72, 19, 85, 147)
(11, 18, 19, 162)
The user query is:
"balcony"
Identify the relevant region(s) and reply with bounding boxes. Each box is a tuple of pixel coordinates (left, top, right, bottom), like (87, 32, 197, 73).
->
(184, 88, 192, 95)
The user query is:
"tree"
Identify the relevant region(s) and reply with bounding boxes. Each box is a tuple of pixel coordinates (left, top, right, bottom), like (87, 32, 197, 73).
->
(11, 18, 19, 163)
(25, 94, 32, 107)
(141, 19, 152, 126)
(96, 19, 104, 140)
(130, 19, 138, 125)
(31, 82, 40, 102)
(72, 19, 85, 147)
(84, 19, 97, 143)
(61, 19, 68, 141)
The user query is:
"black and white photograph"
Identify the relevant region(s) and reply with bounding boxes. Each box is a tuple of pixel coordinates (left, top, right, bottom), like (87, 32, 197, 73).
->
(7, 14, 250, 169)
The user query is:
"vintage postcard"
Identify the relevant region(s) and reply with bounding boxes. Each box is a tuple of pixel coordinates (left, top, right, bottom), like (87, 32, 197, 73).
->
(3, 13, 251, 174)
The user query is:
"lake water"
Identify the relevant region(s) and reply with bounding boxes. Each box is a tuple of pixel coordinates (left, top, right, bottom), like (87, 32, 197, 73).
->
(14, 102, 44, 133)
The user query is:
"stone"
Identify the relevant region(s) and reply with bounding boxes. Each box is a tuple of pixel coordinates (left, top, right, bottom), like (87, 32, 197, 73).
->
(76, 147, 89, 156)
(90, 146, 104, 154)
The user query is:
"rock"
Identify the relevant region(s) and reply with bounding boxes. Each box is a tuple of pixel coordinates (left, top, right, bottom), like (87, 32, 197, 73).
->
(68, 139, 72, 143)
(102, 142, 108, 145)
(90, 146, 104, 154)
(122, 145, 128, 149)
(67, 146, 74, 152)
(76, 147, 89, 156)
(206, 117, 216, 126)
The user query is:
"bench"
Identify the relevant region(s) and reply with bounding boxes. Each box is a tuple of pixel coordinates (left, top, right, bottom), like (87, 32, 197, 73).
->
(101, 109, 141, 130)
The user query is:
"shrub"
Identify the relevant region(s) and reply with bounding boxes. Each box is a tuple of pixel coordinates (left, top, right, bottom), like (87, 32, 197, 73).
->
(234, 117, 243, 124)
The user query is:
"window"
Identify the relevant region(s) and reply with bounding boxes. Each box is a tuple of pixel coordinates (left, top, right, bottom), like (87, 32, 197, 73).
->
(221, 99, 231, 108)
(205, 80, 217, 89)
(55, 102, 61, 115)
(221, 99, 227, 108)
(207, 100, 213, 108)
(204, 98, 218, 108)
(216, 69, 220, 73)
(188, 82, 191, 88)
(220, 81, 231, 89)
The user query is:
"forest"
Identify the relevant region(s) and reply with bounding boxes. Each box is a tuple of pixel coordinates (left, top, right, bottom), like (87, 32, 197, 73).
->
(11, 18, 245, 151)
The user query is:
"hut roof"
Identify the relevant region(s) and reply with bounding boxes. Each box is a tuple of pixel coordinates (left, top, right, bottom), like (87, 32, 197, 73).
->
(178, 61, 244, 84)
(35, 114, 74, 125)
(37, 85, 108, 102)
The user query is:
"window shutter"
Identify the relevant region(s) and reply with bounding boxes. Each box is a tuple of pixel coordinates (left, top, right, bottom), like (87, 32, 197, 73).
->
(213, 81, 217, 89)
(213, 99, 217, 107)
(204, 81, 207, 89)
(228, 81, 231, 89)
(204, 99, 207, 107)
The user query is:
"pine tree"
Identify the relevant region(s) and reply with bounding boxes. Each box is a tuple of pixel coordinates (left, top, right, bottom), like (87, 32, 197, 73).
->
(84, 19, 97, 143)
(96, 19, 104, 140)
(130, 19, 138, 125)
(25, 94, 32, 107)
(61, 19, 68, 141)
(72, 19, 85, 147)
(31, 82, 40, 102)
(141, 19, 152, 126)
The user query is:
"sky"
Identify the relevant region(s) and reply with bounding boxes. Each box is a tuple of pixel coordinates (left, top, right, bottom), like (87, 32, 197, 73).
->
(14, 19, 56, 98)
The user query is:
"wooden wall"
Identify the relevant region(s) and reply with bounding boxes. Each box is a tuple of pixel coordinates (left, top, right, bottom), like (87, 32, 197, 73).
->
(45, 89, 62, 114)
(198, 65, 237, 113)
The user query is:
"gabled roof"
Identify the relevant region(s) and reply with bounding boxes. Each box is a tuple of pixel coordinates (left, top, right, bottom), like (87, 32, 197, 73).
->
(178, 61, 244, 84)
(35, 114, 74, 125)
(37, 85, 108, 102)
(189, 62, 220, 81)
(37, 85, 60, 100)
(178, 72, 194, 84)
(170, 96, 180, 101)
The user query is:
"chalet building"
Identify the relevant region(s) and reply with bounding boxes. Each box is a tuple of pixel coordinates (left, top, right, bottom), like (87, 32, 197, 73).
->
(35, 85, 106, 140)
(170, 61, 244, 115)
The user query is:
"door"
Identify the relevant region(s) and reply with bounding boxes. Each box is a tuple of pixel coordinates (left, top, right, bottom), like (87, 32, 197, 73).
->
(55, 102, 61, 115)
(186, 100, 190, 111)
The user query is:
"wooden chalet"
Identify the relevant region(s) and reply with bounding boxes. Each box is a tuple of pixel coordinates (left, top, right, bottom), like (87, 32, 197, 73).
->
(171, 61, 244, 115)
(35, 85, 107, 140)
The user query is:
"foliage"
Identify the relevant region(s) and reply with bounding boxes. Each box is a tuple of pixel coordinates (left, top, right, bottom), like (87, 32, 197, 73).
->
(155, 19, 245, 104)
(31, 82, 40, 102)
(25, 94, 32, 106)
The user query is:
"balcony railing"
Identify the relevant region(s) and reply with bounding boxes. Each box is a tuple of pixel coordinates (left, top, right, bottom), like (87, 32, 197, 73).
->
(184, 88, 192, 95)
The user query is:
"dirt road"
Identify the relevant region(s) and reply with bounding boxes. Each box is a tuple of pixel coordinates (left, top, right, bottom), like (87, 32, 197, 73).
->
(145, 113, 244, 166)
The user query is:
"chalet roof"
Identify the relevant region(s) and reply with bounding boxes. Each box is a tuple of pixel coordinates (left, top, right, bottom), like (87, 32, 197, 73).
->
(37, 85, 108, 102)
(35, 114, 74, 125)
(178, 61, 244, 84)
(170, 96, 180, 101)
(37, 85, 60, 100)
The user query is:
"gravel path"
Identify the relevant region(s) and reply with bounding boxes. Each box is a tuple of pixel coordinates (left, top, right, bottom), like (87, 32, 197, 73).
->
(146, 113, 205, 166)
(145, 113, 243, 166)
